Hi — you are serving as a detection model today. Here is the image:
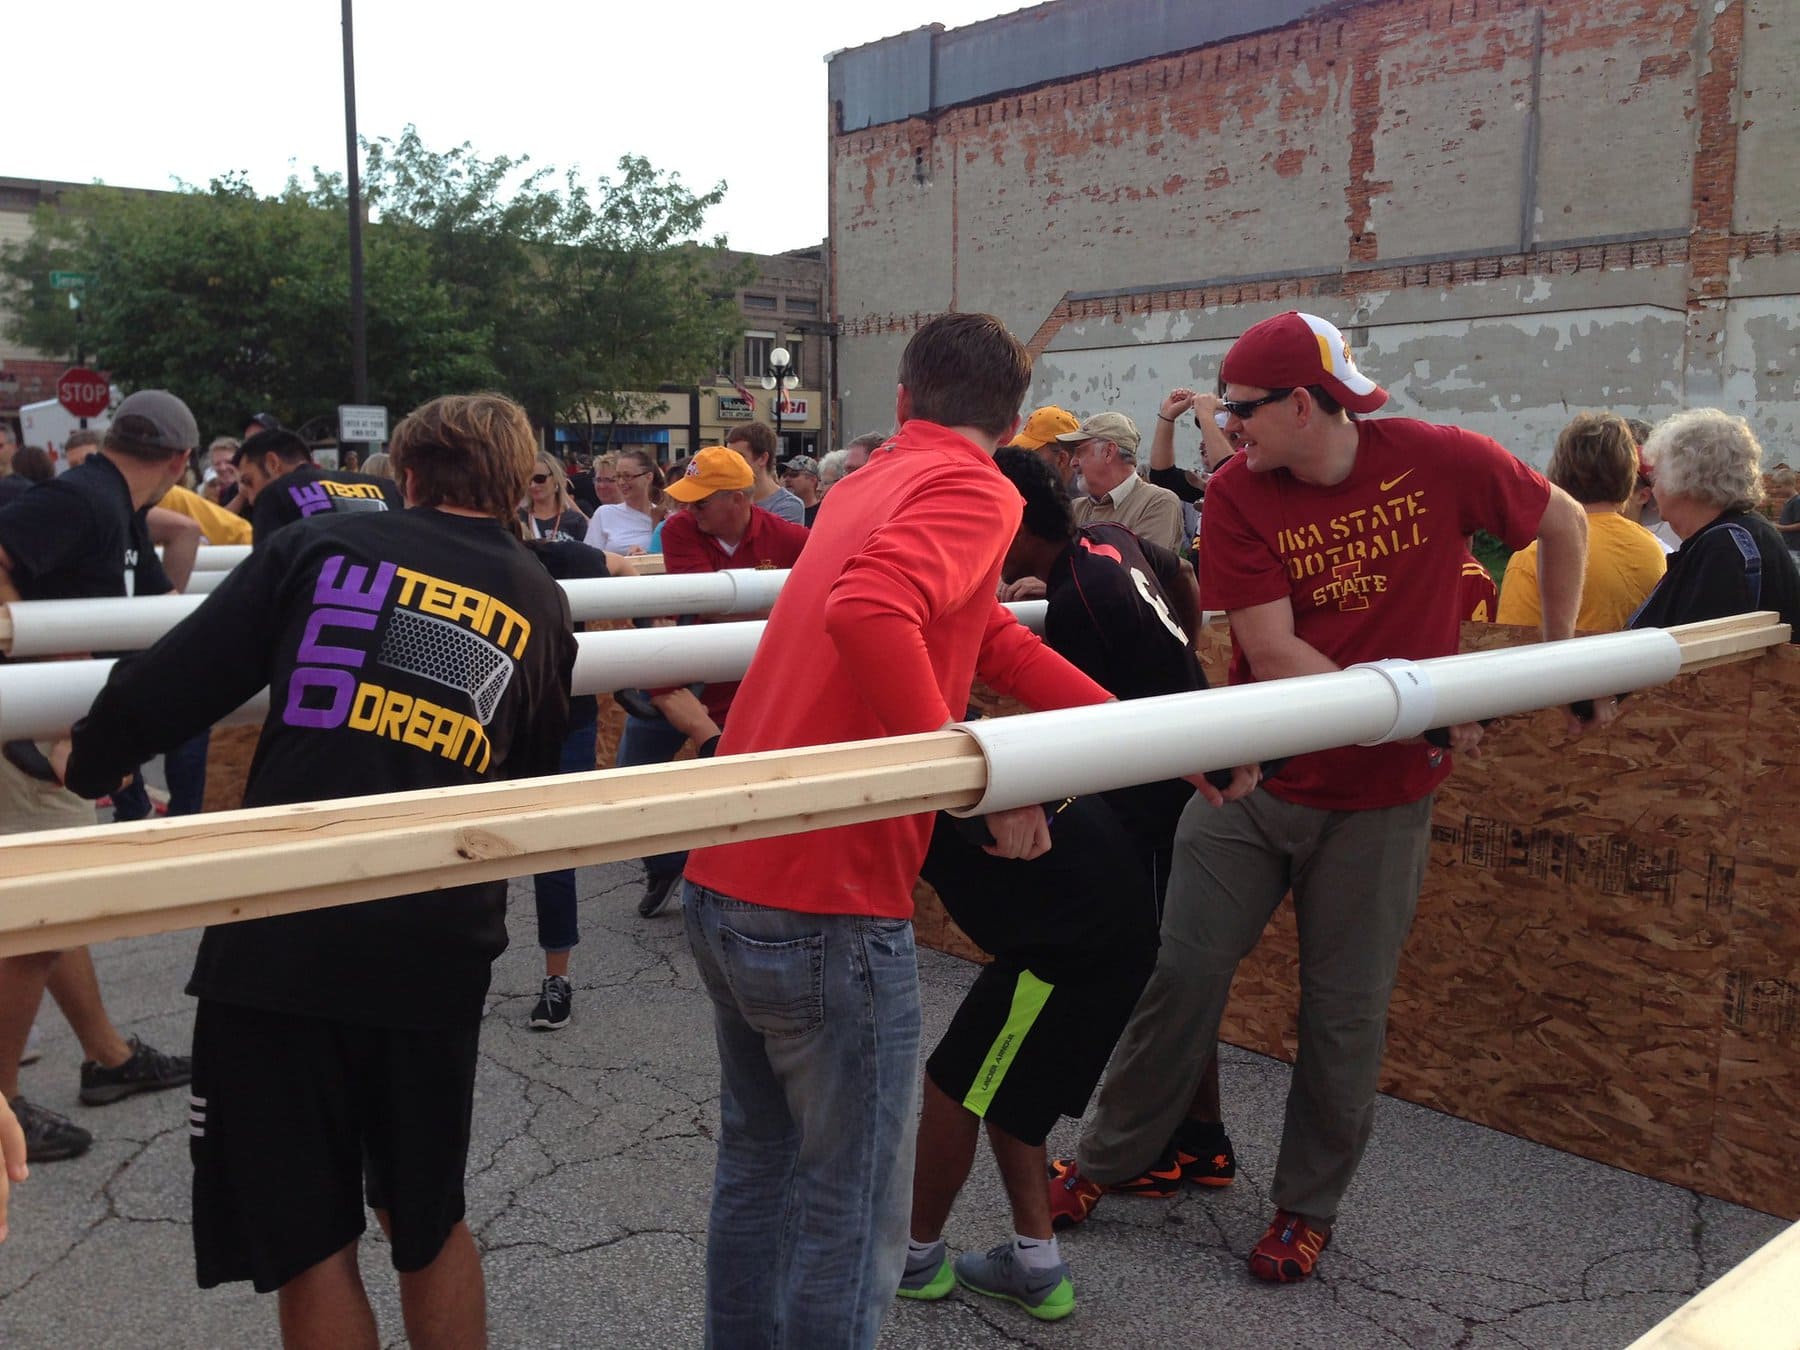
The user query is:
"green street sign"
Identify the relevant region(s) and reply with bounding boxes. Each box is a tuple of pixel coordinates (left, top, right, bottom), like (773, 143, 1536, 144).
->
(50, 271, 94, 290)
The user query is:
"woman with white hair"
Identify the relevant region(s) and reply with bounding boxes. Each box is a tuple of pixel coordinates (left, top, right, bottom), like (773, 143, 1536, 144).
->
(817, 448, 851, 494)
(1628, 409, 1800, 632)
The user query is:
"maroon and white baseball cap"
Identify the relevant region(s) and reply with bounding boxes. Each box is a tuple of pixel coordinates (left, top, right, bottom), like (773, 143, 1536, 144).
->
(1220, 312, 1388, 414)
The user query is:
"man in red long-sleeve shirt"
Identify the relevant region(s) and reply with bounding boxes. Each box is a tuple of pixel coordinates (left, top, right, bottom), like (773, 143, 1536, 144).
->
(681, 314, 1115, 1348)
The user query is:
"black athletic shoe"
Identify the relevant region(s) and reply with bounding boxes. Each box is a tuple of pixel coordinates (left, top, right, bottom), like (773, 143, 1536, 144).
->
(529, 976, 573, 1030)
(12, 1094, 92, 1162)
(637, 871, 681, 918)
(78, 1036, 192, 1106)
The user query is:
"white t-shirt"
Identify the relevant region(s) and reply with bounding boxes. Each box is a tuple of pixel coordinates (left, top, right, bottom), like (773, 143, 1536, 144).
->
(585, 502, 654, 553)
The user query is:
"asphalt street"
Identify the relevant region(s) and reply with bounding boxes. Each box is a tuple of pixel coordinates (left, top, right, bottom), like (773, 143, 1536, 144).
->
(0, 857, 1784, 1348)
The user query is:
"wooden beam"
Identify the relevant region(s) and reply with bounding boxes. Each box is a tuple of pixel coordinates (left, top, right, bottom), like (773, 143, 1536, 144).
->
(0, 733, 987, 957)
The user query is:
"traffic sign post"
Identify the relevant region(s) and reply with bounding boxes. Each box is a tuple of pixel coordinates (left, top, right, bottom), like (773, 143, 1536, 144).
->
(50, 271, 95, 291)
(56, 367, 110, 420)
(337, 404, 388, 445)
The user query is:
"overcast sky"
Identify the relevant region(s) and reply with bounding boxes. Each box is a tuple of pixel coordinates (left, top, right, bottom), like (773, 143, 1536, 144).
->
(10, 0, 1031, 255)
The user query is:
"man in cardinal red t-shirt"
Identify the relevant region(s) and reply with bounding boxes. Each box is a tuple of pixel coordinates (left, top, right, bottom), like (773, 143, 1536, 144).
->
(1049, 312, 1598, 1283)
(681, 314, 1117, 1348)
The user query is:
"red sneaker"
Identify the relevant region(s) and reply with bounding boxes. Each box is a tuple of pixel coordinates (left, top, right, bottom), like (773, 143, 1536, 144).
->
(1248, 1210, 1332, 1283)
(1046, 1157, 1105, 1229)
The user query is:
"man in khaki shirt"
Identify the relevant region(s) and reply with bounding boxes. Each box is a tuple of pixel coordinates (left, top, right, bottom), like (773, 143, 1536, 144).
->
(1056, 412, 1185, 553)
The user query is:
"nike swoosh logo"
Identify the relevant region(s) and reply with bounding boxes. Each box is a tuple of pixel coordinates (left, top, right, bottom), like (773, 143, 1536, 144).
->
(1380, 470, 1415, 492)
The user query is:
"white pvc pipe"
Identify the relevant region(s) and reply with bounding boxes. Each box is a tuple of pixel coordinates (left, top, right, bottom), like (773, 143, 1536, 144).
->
(6, 568, 798, 657)
(952, 628, 1684, 815)
(0, 601, 1051, 739)
(190, 545, 250, 572)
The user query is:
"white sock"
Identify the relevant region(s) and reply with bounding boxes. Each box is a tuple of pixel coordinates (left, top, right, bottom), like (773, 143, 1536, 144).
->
(908, 1237, 941, 1258)
(1013, 1233, 1061, 1271)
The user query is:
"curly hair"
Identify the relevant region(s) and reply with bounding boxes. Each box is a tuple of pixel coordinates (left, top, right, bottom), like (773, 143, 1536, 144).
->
(1643, 409, 1762, 513)
(390, 392, 535, 528)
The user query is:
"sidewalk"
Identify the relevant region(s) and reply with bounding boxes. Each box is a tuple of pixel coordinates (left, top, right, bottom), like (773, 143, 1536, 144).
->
(0, 859, 1783, 1348)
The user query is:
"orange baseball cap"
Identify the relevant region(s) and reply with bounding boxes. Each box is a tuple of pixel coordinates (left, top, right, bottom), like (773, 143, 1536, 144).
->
(663, 446, 755, 501)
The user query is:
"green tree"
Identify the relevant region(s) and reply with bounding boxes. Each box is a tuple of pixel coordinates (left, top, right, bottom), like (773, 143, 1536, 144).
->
(0, 174, 494, 435)
(3, 132, 754, 446)
(362, 133, 752, 446)
(530, 157, 752, 452)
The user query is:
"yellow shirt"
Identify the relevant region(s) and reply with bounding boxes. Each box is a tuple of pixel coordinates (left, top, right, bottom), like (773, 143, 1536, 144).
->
(1497, 509, 1666, 632)
(157, 484, 252, 547)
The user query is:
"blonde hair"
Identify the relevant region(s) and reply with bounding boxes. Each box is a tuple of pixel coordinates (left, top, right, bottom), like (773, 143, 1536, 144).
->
(530, 451, 580, 517)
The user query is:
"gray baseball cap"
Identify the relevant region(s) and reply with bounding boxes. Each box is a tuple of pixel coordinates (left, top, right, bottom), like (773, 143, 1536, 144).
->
(110, 390, 198, 453)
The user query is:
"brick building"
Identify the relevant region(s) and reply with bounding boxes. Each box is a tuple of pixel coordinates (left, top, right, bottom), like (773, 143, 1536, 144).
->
(0, 178, 93, 434)
(827, 0, 1799, 466)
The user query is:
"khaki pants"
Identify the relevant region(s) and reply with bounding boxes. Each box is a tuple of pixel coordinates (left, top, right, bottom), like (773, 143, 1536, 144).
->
(1077, 788, 1433, 1224)
(0, 750, 98, 837)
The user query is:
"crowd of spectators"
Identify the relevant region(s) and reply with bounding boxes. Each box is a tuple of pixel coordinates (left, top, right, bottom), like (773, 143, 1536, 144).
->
(0, 315, 1793, 1346)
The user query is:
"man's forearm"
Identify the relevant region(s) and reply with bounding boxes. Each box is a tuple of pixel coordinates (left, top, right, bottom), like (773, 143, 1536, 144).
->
(1534, 489, 1589, 640)
(1149, 414, 1178, 471)
(1241, 634, 1339, 681)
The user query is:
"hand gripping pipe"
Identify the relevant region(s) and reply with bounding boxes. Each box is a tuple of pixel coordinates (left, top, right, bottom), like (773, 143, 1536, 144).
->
(0, 600, 1050, 740)
(950, 627, 1684, 816)
(0, 568, 800, 659)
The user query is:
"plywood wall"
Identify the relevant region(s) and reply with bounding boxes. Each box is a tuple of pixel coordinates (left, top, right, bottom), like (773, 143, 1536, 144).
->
(917, 626, 1800, 1218)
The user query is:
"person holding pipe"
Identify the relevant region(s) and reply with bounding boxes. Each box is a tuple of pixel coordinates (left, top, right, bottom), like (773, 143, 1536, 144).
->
(60, 392, 575, 1349)
(898, 448, 1254, 1323)
(616, 446, 810, 920)
(1048, 312, 1598, 1283)
(678, 313, 1122, 1348)
(0, 390, 198, 1167)
(234, 427, 404, 547)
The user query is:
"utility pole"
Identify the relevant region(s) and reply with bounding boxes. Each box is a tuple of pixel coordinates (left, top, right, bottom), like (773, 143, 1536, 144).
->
(342, 0, 369, 423)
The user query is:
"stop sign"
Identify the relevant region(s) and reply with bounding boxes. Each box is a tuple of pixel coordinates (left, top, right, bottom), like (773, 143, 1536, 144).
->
(57, 367, 110, 419)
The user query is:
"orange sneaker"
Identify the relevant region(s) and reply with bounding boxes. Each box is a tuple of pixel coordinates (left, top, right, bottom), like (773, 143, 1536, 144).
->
(1046, 1157, 1106, 1229)
(1248, 1210, 1332, 1283)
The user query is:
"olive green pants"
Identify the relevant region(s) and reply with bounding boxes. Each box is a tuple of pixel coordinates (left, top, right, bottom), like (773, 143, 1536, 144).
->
(1077, 788, 1434, 1224)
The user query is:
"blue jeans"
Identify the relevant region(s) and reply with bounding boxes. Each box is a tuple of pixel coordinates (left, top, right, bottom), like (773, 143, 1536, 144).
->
(164, 731, 209, 817)
(532, 708, 599, 953)
(615, 712, 690, 882)
(683, 882, 921, 1350)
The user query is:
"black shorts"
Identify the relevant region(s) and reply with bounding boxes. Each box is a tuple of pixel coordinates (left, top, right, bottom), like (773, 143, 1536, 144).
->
(189, 999, 481, 1293)
(920, 801, 1159, 1146)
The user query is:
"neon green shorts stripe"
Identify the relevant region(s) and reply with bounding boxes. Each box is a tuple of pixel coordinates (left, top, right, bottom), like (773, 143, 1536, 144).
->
(961, 970, 1054, 1117)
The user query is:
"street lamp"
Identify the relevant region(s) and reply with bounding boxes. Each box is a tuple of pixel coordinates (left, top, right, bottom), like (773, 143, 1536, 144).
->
(761, 346, 799, 460)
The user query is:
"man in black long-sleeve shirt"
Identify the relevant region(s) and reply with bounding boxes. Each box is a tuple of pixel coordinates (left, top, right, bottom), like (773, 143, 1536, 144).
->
(65, 393, 575, 1348)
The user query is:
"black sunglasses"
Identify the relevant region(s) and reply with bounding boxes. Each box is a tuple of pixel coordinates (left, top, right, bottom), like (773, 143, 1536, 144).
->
(1218, 388, 1295, 420)
(530, 473, 551, 484)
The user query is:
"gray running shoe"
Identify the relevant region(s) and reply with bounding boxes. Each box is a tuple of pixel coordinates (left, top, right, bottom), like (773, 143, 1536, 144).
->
(78, 1036, 191, 1106)
(636, 871, 681, 918)
(11, 1094, 93, 1162)
(953, 1240, 1075, 1321)
(897, 1239, 954, 1300)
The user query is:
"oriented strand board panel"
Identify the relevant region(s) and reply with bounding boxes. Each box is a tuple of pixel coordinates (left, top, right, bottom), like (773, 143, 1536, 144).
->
(914, 625, 1800, 1217)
